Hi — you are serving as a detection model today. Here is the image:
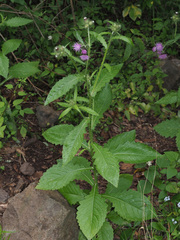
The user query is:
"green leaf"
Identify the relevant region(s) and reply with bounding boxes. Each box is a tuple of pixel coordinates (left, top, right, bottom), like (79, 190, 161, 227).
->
(43, 124, 74, 145)
(105, 174, 133, 195)
(63, 118, 88, 165)
(91, 64, 123, 97)
(96, 221, 114, 240)
(9, 61, 40, 79)
(90, 31, 107, 49)
(0, 52, 9, 78)
(36, 161, 92, 190)
(111, 141, 161, 164)
(104, 130, 136, 151)
(59, 181, 86, 205)
(45, 74, 84, 105)
(137, 180, 152, 194)
(5, 17, 33, 27)
(77, 185, 108, 240)
(0, 125, 6, 138)
(112, 35, 133, 45)
(176, 131, 180, 152)
(103, 189, 156, 221)
(167, 167, 177, 179)
(79, 106, 99, 116)
(92, 143, 119, 187)
(122, 6, 130, 17)
(123, 43, 132, 61)
(154, 118, 180, 138)
(91, 84, 112, 130)
(155, 92, 177, 105)
(166, 182, 179, 193)
(2, 39, 22, 55)
(13, 99, 23, 106)
(20, 126, 27, 138)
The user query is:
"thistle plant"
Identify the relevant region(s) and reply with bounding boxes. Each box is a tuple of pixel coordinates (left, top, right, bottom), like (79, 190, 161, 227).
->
(36, 18, 159, 239)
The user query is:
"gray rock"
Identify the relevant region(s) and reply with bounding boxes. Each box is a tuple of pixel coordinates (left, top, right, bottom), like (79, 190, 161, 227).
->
(161, 59, 180, 90)
(2, 183, 79, 240)
(0, 189, 9, 203)
(36, 105, 60, 128)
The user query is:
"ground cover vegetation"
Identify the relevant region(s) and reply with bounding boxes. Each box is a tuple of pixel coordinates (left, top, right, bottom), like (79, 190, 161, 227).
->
(0, 0, 180, 239)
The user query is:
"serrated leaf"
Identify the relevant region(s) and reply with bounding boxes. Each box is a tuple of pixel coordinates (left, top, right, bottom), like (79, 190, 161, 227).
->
(45, 74, 84, 105)
(91, 84, 112, 130)
(43, 124, 74, 145)
(111, 141, 161, 164)
(36, 161, 92, 190)
(9, 61, 40, 79)
(104, 130, 136, 151)
(154, 118, 180, 138)
(105, 174, 133, 195)
(59, 181, 86, 205)
(123, 43, 132, 61)
(92, 143, 119, 187)
(72, 157, 94, 186)
(156, 92, 177, 105)
(5, 17, 33, 27)
(2, 39, 22, 55)
(90, 31, 107, 49)
(0, 52, 9, 78)
(63, 118, 88, 165)
(103, 189, 156, 221)
(166, 182, 179, 193)
(91, 64, 123, 97)
(96, 221, 113, 240)
(77, 185, 108, 240)
(79, 106, 99, 116)
(167, 167, 177, 180)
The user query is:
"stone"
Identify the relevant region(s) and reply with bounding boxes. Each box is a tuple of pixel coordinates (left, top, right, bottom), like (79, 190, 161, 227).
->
(160, 59, 180, 90)
(36, 105, 60, 128)
(2, 183, 79, 240)
(20, 162, 35, 176)
(0, 189, 9, 203)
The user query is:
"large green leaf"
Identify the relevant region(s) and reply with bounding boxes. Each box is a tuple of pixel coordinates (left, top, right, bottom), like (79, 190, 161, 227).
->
(36, 161, 92, 190)
(110, 141, 161, 164)
(63, 118, 88, 165)
(2, 39, 22, 55)
(59, 181, 87, 205)
(45, 74, 84, 105)
(155, 91, 177, 105)
(8, 61, 40, 79)
(103, 189, 156, 221)
(91, 64, 123, 97)
(154, 119, 180, 138)
(105, 174, 133, 195)
(92, 143, 119, 187)
(96, 221, 114, 240)
(90, 31, 107, 49)
(104, 130, 135, 151)
(0, 53, 9, 78)
(91, 84, 112, 130)
(42, 124, 74, 145)
(112, 35, 134, 45)
(77, 185, 108, 240)
(5, 17, 33, 27)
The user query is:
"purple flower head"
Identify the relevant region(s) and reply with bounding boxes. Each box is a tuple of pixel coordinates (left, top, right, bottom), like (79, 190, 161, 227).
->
(80, 55, 89, 61)
(73, 42, 81, 52)
(152, 46, 157, 52)
(156, 42, 163, 52)
(158, 54, 168, 60)
(81, 49, 87, 55)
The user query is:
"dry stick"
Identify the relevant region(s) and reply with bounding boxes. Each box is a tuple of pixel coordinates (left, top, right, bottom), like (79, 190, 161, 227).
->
(70, 0, 76, 26)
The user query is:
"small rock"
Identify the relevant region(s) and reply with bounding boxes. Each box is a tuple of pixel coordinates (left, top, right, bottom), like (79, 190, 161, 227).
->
(36, 105, 60, 128)
(2, 183, 79, 240)
(20, 162, 35, 176)
(0, 189, 9, 203)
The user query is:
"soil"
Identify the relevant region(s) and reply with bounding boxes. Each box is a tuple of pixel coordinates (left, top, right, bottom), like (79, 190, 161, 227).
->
(0, 102, 178, 238)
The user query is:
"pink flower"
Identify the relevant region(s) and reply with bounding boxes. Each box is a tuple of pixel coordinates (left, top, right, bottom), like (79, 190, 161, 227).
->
(158, 54, 168, 59)
(73, 42, 81, 52)
(81, 49, 87, 54)
(156, 42, 163, 52)
(80, 55, 89, 61)
(152, 46, 157, 52)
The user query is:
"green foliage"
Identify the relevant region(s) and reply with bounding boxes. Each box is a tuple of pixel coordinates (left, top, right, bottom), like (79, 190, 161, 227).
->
(36, 19, 159, 239)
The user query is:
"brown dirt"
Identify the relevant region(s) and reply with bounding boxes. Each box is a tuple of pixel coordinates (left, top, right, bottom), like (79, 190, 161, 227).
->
(0, 105, 178, 238)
